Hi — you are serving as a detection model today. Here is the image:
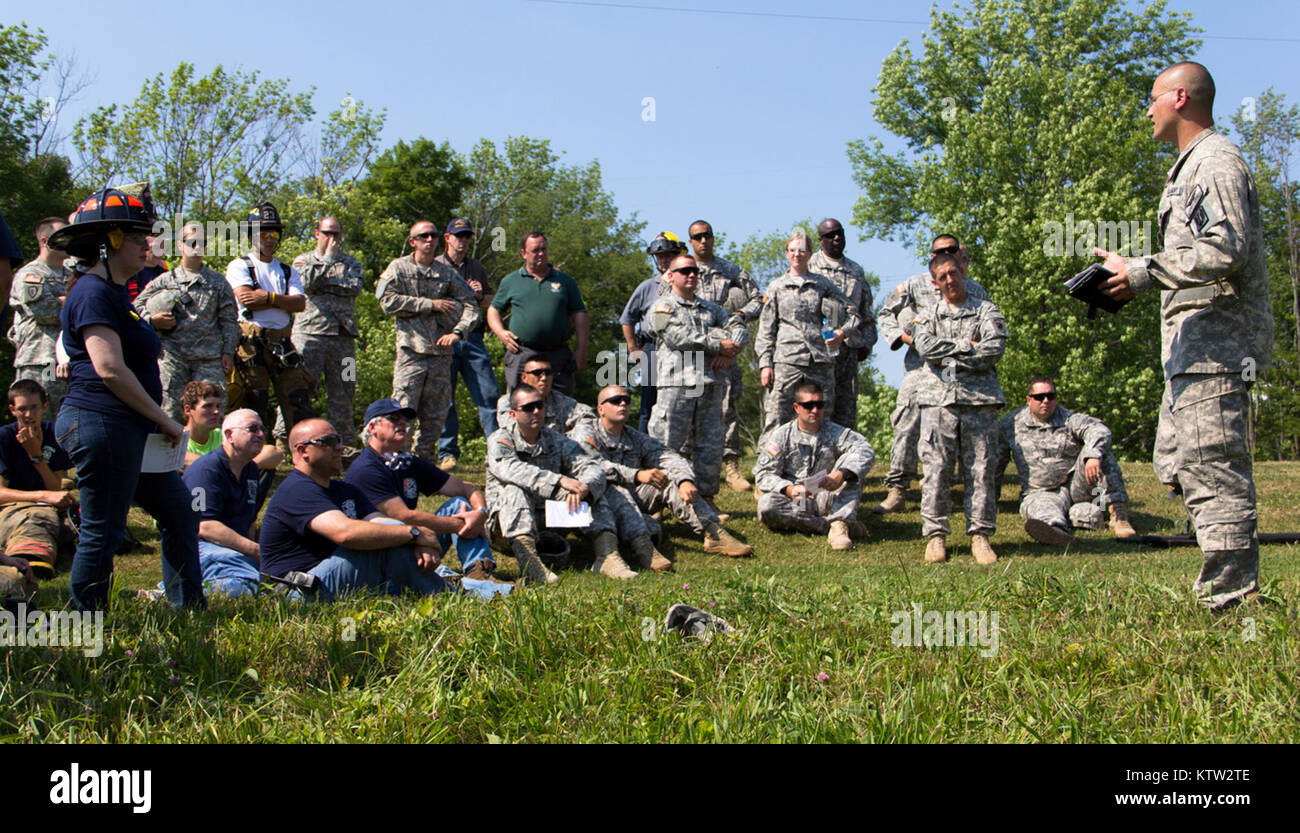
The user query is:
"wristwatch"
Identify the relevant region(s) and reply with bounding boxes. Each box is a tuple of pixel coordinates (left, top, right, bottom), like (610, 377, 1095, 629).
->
(408, 526, 422, 540)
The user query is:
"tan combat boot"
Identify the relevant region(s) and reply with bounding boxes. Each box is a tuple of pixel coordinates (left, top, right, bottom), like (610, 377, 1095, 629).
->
(873, 487, 907, 514)
(510, 535, 559, 586)
(924, 536, 948, 563)
(630, 535, 673, 573)
(1108, 503, 1137, 538)
(971, 534, 998, 565)
(592, 531, 637, 580)
(828, 520, 853, 551)
(702, 526, 753, 557)
(438, 456, 458, 472)
(723, 458, 753, 492)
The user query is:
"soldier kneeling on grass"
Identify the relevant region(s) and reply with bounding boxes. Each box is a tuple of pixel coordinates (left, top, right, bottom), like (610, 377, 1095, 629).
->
(996, 375, 1137, 544)
(754, 379, 874, 551)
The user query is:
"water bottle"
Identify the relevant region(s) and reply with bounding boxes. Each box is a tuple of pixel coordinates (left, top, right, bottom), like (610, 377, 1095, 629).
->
(822, 317, 839, 358)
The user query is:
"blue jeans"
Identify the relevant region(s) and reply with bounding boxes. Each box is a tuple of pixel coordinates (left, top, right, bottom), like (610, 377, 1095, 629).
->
(157, 541, 260, 597)
(434, 497, 493, 574)
(55, 405, 205, 611)
(438, 332, 500, 459)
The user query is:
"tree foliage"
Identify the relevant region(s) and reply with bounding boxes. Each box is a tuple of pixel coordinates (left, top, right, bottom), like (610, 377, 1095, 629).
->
(848, 0, 1199, 457)
(1232, 90, 1300, 459)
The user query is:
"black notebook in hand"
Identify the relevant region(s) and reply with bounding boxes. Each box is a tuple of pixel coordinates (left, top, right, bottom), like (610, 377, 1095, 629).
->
(1065, 263, 1129, 318)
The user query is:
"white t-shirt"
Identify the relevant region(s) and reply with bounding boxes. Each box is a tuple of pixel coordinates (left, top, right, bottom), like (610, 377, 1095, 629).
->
(225, 252, 304, 330)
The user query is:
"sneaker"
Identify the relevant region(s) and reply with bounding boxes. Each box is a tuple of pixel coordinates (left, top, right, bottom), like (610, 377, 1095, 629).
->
(1025, 518, 1073, 545)
(702, 528, 753, 557)
(924, 536, 948, 563)
(438, 456, 458, 472)
(828, 520, 853, 551)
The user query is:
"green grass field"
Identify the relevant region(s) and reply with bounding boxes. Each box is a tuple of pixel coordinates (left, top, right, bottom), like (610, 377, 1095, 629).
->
(4, 460, 1297, 743)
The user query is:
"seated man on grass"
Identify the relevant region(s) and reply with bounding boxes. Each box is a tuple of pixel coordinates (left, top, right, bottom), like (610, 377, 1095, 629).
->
(258, 418, 450, 602)
(181, 380, 282, 515)
(0, 379, 76, 585)
(344, 398, 511, 597)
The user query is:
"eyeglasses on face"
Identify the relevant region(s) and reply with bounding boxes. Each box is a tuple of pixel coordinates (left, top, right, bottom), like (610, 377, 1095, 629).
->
(601, 395, 631, 406)
(1028, 392, 1057, 402)
(690, 232, 713, 241)
(513, 400, 544, 414)
(671, 267, 700, 276)
(297, 433, 342, 449)
(793, 400, 825, 411)
(523, 367, 554, 377)
(317, 229, 341, 237)
(411, 231, 438, 241)
(931, 244, 960, 256)
(232, 424, 265, 433)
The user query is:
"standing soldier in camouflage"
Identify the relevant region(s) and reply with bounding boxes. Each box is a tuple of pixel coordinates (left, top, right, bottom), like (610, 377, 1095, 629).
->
(687, 220, 762, 492)
(911, 252, 1006, 565)
(809, 218, 877, 432)
(137, 222, 240, 419)
(756, 230, 860, 438)
(435, 218, 500, 472)
(495, 356, 595, 435)
(8, 217, 70, 412)
(377, 220, 480, 461)
(874, 235, 988, 514)
(573, 385, 753, 559)
(225, 202, 314, 444)
(997, 376, 1137, 544)
(486, 385, 633, 583)
(1097, 61, 1274, 610)
(755, 380, 875, 551)
(621, 232, 684, 433)
(645, 254, 748, 524)
(291, 216, 364, 457)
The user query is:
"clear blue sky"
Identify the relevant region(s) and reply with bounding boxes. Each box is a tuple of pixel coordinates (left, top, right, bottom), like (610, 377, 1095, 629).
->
(20, 0, 1300, 385)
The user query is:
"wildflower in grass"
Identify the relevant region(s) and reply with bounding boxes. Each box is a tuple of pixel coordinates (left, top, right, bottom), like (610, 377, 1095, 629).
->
(817, 671, 830, 682)
(167, 659, 177, 668)
(683, 583, 690, 591)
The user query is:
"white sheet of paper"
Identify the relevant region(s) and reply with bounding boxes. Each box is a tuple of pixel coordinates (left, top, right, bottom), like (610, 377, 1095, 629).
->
(545, 499, 593, 528)
(802, 469, 831, 494)
(141, 430, 189, 473)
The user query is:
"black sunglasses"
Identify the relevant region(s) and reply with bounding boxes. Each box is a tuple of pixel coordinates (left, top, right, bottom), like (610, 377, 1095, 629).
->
(297, 433, 342, 449)
(411, 231, 438, 241)
(819, 229, 844, 238)
(794, 400, 825, 411)
(514, 400, 544, 414)
(690, 232, 713, 241)
(931, 244, 960, 256)
(1028, 392, 1057, 402)
(671, 267, 700, 276)
(318, 229, 341, 237)
(601, 395, 631, 406)
(523, 367, 554, 377)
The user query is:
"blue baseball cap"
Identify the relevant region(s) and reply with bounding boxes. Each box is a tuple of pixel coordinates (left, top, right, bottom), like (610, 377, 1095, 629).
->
(445, 218, 473, 235)
(364, 398, 417, 425)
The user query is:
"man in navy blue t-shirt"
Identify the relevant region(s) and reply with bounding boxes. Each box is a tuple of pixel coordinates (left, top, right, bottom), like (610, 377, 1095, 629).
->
(0, 380, 75, 589)
(259, 418, 450, 601)
(179, 408, 270, 597)
(345, 398, 510, 597)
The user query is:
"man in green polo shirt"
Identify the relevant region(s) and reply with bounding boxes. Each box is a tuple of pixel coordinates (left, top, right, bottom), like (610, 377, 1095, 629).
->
(487, 231, 589, 397)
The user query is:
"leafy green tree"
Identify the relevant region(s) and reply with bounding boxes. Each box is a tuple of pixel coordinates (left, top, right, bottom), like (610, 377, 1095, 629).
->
(456, 136, 646, 404)
(848, 0, 1199, 457)
(1232, 90, 1300, 459)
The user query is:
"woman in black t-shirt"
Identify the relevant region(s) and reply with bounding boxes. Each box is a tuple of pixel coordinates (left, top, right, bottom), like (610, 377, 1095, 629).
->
(50, 189, 204, 612)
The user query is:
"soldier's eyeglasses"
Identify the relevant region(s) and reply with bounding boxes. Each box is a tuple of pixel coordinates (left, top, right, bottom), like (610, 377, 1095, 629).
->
(298, 433, 342, 449)
(514, 401, 544, 414)
(794, 400, 825, 411)
(523, 368, 554, 377)
(931, 244, 960, 256)
(671, 267, 700, 276)
(1028, 392, 1057, 402)
(690, 232, 713, 241)
(412, 232, 438, 241)
(601, 395, 631, 406)
(819, 229, 843, 238)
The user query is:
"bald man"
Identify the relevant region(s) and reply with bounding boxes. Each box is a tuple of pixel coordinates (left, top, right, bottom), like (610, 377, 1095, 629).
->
(1096, 61, 1274, 610)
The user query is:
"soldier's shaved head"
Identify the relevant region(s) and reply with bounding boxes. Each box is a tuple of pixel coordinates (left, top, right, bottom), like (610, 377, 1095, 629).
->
(1159, 61, 1215, 113)
(599, 385, 629, 403)
(289, 418, 334, 449)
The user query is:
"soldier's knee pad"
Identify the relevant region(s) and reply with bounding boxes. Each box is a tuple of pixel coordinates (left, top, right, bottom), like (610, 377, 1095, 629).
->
(1069, 502, 1105, 530)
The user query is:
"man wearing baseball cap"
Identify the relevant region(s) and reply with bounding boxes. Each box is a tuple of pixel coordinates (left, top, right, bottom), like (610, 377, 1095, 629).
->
(344, 398, 511, 595)
(434, 219, 499, 471)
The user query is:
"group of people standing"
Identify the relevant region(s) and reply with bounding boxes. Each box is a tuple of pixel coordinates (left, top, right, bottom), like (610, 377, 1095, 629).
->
(0, 60, 1272, 613)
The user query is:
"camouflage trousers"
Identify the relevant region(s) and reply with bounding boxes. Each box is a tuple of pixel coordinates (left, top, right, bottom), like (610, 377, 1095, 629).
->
(721, 361, 744, 461)
(633, 482, 719, 537)
(603, 484, 653, 541)
(883, 371, 923, 489)
(294, 332, 358, 446)
(919, 404, 999, 538)
(0, 502, 62, 567)
(1153, 384, 1178, 486)
(761, 361, 834, 439)
(159, 351, 226, 420)
(393, 347, 452, 461)
(15, 364, 67, 416)
(235, 323, 314, 440)
(488, 484, 616, 540)
(1019, 448, 1129, 531)
(832, 349, 860, 432)
(758, 483, 861, 535)
(1166, 373, 1259, 608)
(650, 381, 726, 498)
